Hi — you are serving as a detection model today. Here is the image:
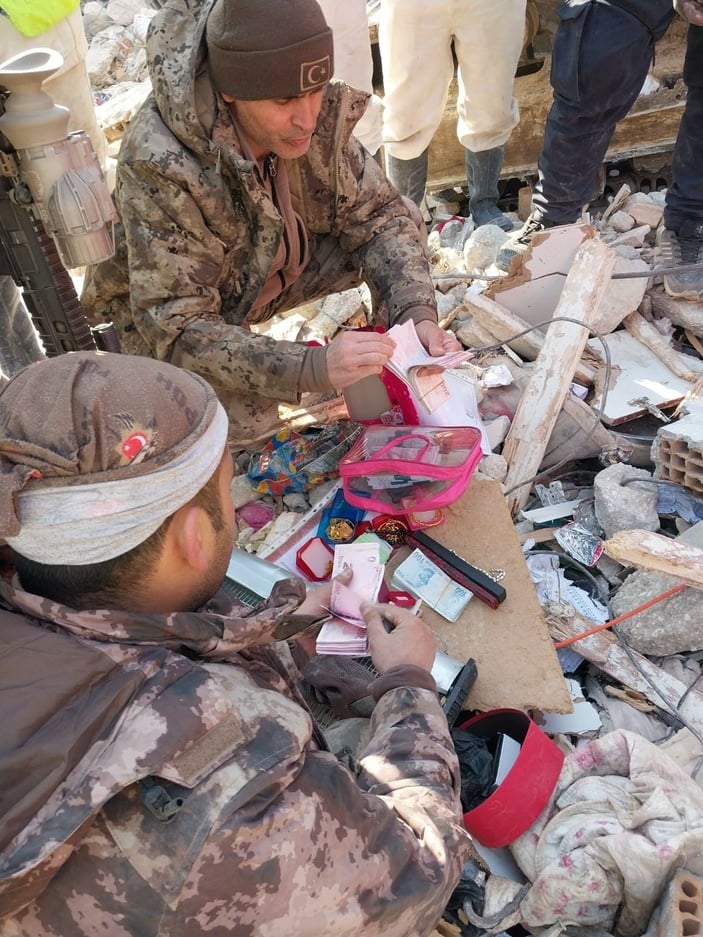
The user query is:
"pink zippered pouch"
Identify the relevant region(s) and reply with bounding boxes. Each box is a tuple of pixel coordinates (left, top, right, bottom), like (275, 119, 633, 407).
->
(339, 425, 483, 516)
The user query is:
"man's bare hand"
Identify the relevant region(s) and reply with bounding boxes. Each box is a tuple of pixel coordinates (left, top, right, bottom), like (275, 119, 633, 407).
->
(293, 568, 353, 659)
(674, 0, 703, 24)
(414, 319, 462, 355)
(297, 566, 352, 619)
(325, 330, 396, 389)
(363, 602, 436, 673)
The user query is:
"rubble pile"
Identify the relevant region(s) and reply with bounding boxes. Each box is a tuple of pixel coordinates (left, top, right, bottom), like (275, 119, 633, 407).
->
(74, 4, 703, 934)
(229, 189, 703, 937)
(82, 0, 157, 156)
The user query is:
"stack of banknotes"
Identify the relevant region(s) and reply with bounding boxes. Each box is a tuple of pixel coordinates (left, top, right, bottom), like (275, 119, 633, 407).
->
(316, 542, 384, 654)
(391, 549, 473, 623)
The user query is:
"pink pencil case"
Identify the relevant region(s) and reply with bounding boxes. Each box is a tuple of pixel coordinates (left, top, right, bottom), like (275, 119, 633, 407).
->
(339, 425, 482, 516)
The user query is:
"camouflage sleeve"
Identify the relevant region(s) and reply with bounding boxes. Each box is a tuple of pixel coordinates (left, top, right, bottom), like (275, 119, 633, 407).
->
(333, 138, 439, 327)
(117, 162, 308, 402)
(171, 685, 471, 937)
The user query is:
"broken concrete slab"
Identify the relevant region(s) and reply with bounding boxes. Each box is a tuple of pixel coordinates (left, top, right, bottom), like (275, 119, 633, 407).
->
(649, 289, 703, 335)
(588, 329, 703, 425)
(609, 210, 637, 233)
(623, 192, 665, 229)
(609, 522, 703, 656)
(463, 224, 509, 274)
(593, 256, 650, 334)
(230, 473, 260, 510)
(594, 462, 660, 539)
(608, 223, 651, 249)
(547, 601, 703, 729)
(303, 288, 369, 340)
(95, 80, 151, 140)
(487, 223, 595, 326)
(487, 224, 648, 338)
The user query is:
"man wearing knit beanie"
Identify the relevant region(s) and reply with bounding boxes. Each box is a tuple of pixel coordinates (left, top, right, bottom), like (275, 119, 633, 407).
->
(0, 350, 472, 935)
(81, 0, 461, 444)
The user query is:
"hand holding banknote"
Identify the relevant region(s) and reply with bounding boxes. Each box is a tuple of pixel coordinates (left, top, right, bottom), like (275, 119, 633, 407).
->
(295, 567, 353, 658)
(363, 602, 436, 673)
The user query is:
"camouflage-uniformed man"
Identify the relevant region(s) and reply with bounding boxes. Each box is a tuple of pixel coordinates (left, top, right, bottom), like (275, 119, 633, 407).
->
(82, 0, 460, 442)
(0, 352, 472, 936)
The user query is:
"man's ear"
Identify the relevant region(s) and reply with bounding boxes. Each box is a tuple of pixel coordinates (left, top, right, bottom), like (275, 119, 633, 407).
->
(170, 504, 211, 573)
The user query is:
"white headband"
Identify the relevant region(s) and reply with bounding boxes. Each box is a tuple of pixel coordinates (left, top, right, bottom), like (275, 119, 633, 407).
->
(6, 403, 229, 565)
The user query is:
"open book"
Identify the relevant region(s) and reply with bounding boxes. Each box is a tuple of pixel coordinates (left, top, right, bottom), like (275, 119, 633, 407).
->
(384, 320, 475, 414)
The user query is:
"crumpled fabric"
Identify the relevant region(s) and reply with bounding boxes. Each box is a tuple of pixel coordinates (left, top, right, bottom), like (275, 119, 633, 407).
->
(492, 729, 703, 936)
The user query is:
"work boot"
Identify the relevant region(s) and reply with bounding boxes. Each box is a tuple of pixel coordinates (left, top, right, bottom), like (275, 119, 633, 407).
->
(495, 210, 552, 272)
(385, 148, 429, 209)
(465, 145, 513, 231)
(658, 219, 703, 301)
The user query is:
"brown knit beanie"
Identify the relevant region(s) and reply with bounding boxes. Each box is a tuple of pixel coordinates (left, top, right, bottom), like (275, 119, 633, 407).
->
(206, 0, 334, 101)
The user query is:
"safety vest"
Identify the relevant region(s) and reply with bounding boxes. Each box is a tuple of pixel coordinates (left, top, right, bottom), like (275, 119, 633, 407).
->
(0, 0, 81, 38)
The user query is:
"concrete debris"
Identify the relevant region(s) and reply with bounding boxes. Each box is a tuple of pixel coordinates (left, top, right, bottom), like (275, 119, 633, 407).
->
(71, 7, 703, 934)
(593, 462, 660, 539)
(609, 209, 637, 233)
(609, 521, 703, 656)
(462, 224, 509, 275)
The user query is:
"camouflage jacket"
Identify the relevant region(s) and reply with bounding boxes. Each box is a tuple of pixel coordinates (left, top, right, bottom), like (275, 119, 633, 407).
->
(82, 0, 438, 408)
(0, 577, 471, 937)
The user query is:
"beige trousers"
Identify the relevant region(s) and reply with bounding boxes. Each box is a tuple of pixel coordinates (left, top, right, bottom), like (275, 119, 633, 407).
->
(316, 0, 383, 155)
(379, 0, 526, 158)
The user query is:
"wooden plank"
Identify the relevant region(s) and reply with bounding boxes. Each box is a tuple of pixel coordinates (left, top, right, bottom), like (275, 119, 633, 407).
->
(604, 529, 703, 589)
(465, 291, 596, 385)
(501, 237, 615, 515)
(262, 475, 573, 714)
(386, 476, 573, 714)
(463, 293, 542, 360)
(623, 310, 701, 382)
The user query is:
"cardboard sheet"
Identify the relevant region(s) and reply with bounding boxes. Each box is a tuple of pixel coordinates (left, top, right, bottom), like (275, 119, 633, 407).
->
(386, 476, 572, 714)
(260, 477, 572, 714)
